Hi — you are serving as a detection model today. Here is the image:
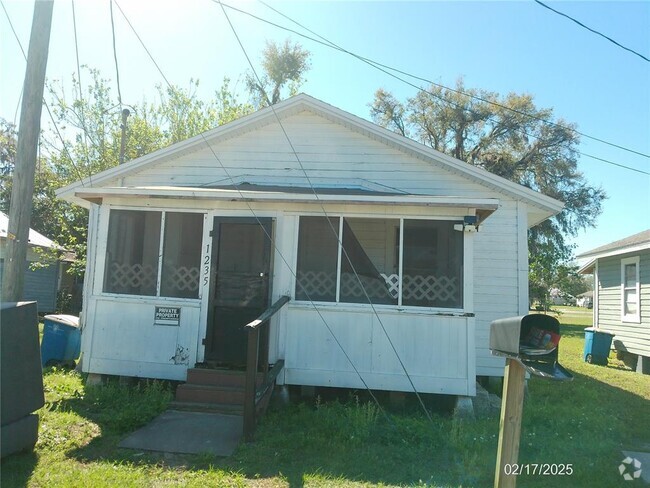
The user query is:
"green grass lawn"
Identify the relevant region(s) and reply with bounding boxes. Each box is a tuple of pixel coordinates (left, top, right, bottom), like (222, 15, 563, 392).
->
(2, 307, 649, 487)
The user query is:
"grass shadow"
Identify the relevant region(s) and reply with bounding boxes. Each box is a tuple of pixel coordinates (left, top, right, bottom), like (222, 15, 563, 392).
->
(1, 450, 39, 487)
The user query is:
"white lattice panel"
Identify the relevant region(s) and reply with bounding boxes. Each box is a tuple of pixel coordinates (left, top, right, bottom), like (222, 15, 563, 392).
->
(163, 266, 200, 292)
(298, 271, 458, 304)
(296, 271, 336, 297)
(402, 274, 458, 303)
(109, 263, 156, 291)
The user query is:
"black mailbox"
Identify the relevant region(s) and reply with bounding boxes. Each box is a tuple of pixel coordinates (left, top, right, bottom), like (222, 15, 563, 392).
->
(490, 314, 572, 381)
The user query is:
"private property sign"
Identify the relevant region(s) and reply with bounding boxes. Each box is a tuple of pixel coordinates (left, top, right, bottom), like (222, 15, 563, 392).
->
(154, 306, 181, 326)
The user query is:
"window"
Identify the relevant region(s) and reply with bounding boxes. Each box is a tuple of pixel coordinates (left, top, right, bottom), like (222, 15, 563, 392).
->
(340, 218, 398, 305)
(295, 216, 339, 302)
(104, 210, 203, 298)
(295, 216, 464, 309)
(402, 220, 463, 308)
(104, 210, 161, 296)
(621, 256, 640, 323)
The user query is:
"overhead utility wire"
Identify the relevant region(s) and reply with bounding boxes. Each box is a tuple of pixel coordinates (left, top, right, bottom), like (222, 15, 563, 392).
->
(218, 0, 434, 422)
(112, 0, 396, 426)
(109, 0, 124, 108)
(71, 0, 93, 171)
(0, 0, 89, 185)
(258, 0, 650, 162)
(217, 1, 650, 175)
(534, 0, 650, 63)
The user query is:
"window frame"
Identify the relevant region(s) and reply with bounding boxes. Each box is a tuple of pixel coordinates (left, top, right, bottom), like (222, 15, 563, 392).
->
(292, 214, 469, 313)
(100, 206, 206, 302)
(620, 256, 641, 323)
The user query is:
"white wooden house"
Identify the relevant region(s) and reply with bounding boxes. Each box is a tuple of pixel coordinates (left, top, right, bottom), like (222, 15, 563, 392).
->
(56, 94, 563, 397)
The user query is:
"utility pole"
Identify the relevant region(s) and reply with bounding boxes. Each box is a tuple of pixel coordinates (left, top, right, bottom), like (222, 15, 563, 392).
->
(2, 0, 54, 302)
(118, 108, 130, 165)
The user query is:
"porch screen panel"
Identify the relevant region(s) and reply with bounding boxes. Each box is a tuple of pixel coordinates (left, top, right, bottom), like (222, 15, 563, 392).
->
(340, 218, 398, 305)
(402, 220, 463, 308)
(104, 210, 161, 296)
(295, 216, 340, 302)
(161, 213, 203, 298)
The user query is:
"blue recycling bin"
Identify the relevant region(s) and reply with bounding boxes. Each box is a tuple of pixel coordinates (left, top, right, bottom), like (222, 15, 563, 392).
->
(583, 327, 614, 365)
(41, 315, 80, 367)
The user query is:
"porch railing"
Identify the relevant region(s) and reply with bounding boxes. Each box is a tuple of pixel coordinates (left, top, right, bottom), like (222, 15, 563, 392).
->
(243, 294, 290, 441)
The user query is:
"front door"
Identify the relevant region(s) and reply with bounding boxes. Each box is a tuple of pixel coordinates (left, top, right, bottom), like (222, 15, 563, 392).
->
(205, 217, 272, 365)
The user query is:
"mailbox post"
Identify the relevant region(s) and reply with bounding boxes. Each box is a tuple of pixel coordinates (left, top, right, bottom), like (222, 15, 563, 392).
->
(490, 315, 572, 488)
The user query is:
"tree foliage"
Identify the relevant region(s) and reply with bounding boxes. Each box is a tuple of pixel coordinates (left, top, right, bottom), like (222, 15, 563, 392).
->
(247, 39, 311, 107)
(1, 68, 253, 278)
(370, 80, 606, 302)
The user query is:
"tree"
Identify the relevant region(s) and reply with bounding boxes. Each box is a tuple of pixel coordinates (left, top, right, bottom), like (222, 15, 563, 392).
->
(247, 39, 311, 107)
(1, 68, 254, 280)
(369, 80, 606, 302)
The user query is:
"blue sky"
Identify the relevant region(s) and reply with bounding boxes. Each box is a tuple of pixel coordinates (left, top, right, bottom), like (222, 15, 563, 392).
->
(2, 0, 649, 259)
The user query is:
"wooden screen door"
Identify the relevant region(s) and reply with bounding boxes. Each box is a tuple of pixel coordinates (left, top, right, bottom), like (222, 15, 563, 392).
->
(204, 217, 272, 365)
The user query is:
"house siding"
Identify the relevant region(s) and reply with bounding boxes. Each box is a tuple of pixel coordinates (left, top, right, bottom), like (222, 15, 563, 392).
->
(0, 259, 59, 312)
(596, 250, 650, 356)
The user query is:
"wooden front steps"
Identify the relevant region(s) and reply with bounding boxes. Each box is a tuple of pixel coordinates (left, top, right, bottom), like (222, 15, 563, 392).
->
(169, 368, 261, 416)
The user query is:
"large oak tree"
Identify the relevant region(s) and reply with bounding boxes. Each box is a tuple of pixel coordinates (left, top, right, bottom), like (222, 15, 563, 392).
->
(370, 80, 606, 304)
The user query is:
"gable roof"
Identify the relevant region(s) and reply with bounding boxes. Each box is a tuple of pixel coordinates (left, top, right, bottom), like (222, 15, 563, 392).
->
(0, 211, 60, 249)
(578, 229, 650, 260)
(56, 93, 563, 225)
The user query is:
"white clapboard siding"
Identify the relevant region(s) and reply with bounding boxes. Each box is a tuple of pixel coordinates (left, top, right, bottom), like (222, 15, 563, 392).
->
(117, 112, 499, 199)
(596, 251, 650, 356)
(86, 297, 201, 380)
(283, 305, 473, 395)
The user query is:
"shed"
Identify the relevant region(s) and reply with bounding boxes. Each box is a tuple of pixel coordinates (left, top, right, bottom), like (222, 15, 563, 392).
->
(578, 229, 650, 373)
(0, 211, 71, 312)
(56, 94, 563, 396)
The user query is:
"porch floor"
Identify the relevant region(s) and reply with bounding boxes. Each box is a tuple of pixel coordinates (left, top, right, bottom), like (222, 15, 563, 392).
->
(118, 409, 242, 456)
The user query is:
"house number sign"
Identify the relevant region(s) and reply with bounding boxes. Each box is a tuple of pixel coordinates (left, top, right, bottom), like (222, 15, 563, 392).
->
(154, 306, 181, 326)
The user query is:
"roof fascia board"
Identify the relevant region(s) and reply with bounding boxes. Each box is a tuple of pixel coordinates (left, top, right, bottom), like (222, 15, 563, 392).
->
(74, 186, 500, 209)
(577, 242, 650, 261)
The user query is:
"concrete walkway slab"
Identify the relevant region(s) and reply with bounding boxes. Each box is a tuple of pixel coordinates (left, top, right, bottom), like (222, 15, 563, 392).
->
(119, 410, 242, 456)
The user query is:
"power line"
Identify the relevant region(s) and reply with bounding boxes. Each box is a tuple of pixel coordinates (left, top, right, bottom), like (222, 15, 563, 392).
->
(217, 0, 434, 422)
(0, 0, 89, 185)
(216, 1, 650, 174)
(259, 0, 650, 162)
(534, 0, 650, 63)
(109, 0, 123, 107)
(71, 0, 92, 171)
(112, 0, 398, 424)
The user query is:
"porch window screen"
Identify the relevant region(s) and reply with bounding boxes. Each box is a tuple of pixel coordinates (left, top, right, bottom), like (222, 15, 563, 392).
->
(402, 220, 463, 308)
(295, 216, 340, 302)
(340, 218, 398, 305)
(104, 210, 203, 298)
(161, 213, 203, 298)
(295, 216, 464, 309)
(104, 210, 161, 296)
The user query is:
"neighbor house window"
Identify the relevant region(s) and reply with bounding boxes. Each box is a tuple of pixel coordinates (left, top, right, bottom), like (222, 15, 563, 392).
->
(621, 256, 640, 323)
(295, 216, 464, 309)
(104, 210, 203, 298)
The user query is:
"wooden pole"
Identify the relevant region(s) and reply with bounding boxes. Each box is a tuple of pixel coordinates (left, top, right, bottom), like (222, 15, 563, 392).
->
(494, 358, 526, 488)
(2, 0, 54, 302)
